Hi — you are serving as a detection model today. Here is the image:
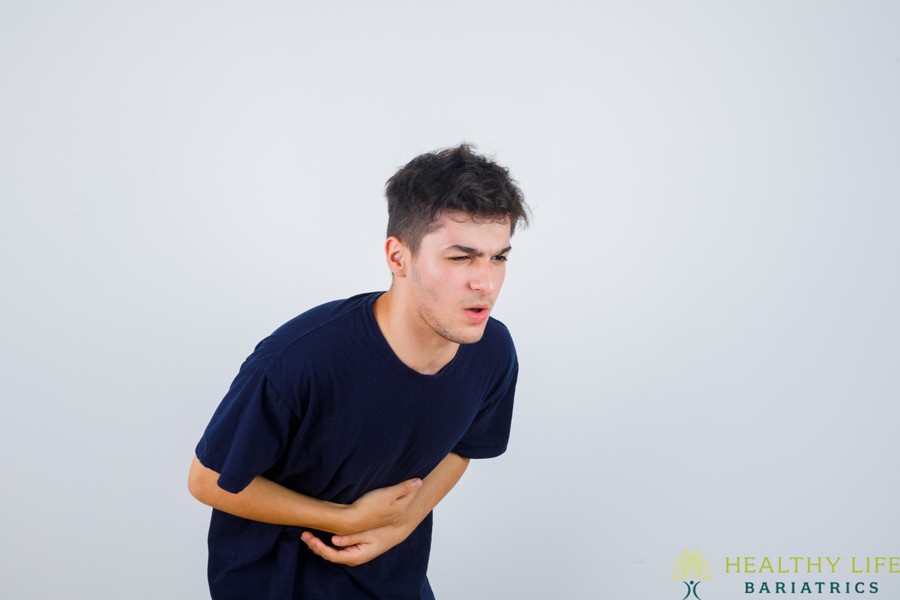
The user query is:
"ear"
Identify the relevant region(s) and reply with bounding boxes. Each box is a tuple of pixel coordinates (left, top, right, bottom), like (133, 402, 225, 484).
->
(384, 236, 409, 277)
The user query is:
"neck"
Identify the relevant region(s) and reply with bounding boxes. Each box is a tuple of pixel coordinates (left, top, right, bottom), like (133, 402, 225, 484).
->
(373, 288, 459, 375)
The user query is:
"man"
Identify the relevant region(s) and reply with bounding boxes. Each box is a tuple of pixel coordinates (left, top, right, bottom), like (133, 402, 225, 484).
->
(188, 144, 529, 599)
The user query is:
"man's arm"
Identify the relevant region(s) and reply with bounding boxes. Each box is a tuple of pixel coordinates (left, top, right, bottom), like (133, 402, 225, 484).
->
(301, 452, 470, 566)
(187, 455, 422, 536)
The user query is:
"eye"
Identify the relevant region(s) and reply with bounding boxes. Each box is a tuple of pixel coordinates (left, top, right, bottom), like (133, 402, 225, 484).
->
(449, 256, 471, 262)
(492, 255, 509, 263)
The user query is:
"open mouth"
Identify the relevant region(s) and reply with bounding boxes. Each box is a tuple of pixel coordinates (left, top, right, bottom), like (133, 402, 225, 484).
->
(464, 306, 490, 322)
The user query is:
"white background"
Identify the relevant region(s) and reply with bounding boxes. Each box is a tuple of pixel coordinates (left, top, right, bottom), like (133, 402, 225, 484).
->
(1, 2, 898, 598)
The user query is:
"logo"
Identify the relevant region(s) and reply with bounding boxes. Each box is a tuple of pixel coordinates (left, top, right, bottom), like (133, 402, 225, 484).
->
(669, 551, 891, 596)
(674, 548, 713, 599)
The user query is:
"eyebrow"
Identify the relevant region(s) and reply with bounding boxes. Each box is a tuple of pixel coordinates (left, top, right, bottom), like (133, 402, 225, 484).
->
(445, 244, 512, 257)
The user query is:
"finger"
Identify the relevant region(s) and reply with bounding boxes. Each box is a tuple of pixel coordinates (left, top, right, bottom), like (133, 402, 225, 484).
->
(302, 532, 339, 559)
(391, 478, 422, 499)
(303, 532, 365, 566)
(301, 531, 325, 553)
(332, 531, 368, 547)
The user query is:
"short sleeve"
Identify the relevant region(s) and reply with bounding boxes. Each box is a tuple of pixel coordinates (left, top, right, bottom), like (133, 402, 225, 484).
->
(195, 364, 298, 493)
(452, 360, 518, 459)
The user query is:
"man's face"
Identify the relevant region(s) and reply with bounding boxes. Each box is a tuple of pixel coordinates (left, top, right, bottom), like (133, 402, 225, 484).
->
(407, 211, 512, 345)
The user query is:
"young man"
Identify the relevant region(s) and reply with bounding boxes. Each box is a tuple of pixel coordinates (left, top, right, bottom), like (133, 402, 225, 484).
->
(188, 144, 529, 599)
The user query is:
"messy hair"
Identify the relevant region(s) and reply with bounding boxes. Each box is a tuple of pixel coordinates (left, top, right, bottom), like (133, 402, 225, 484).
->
(385, 144, 529, 253)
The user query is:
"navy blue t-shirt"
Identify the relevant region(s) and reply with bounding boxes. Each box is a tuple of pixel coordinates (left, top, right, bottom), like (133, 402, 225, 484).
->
(196, 292, 518, 599)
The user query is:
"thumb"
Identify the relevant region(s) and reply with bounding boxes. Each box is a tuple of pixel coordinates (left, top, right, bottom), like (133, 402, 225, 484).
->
(332, 532, 365, 547)
(393, 478, 422, 498)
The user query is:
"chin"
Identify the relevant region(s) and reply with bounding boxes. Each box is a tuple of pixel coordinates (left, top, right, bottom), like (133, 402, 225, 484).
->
(428, 315, 488, 345)
(450, 328, 487, 345)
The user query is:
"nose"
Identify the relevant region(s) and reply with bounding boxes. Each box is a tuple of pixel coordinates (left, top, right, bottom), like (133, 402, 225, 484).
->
(468, 261, 496, 294)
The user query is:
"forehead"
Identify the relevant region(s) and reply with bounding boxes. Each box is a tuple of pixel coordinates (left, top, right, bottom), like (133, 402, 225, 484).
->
(421, 211, 511, 248)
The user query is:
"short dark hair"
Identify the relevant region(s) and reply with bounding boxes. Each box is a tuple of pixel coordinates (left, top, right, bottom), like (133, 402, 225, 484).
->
(385, 144, 529, 253)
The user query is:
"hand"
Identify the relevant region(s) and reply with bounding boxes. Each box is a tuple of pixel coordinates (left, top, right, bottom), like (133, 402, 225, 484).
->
(301, 525, 407, 567)
(343, 478, 421, 533)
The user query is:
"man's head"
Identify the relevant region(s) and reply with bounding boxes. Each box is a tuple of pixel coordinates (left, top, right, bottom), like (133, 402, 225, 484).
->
(382, 145, 529, 346)
(385, 144, 529, 254)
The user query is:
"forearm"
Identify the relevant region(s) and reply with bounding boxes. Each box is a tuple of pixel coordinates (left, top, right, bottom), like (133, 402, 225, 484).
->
(401, 452, 470, 531)
(188, 455, 353, 533)
(302, 452, 471, 566)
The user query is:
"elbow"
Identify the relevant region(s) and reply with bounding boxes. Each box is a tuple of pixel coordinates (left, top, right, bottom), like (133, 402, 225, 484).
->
(187, 469, 202, 502)
(188, 455, 215, 504)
